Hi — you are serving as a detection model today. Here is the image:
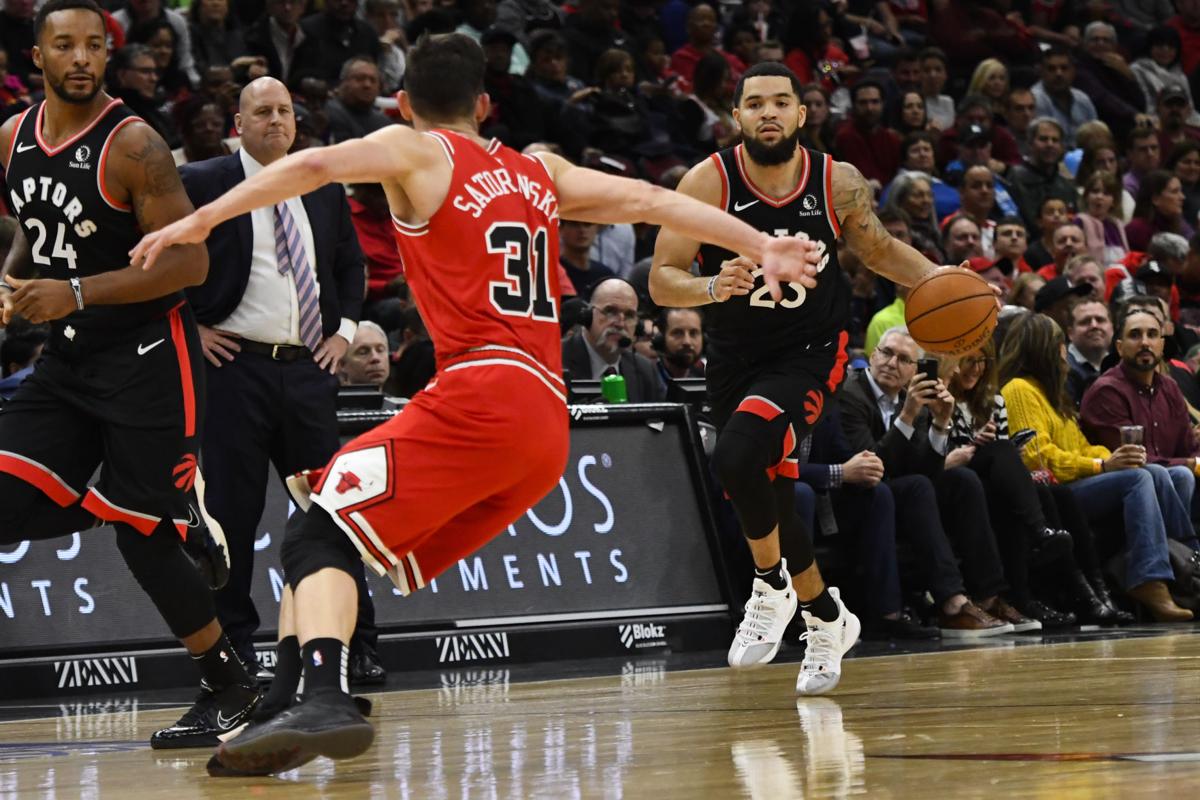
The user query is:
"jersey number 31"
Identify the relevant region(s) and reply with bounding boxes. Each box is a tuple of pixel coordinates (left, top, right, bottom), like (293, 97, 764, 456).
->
(487, 223, 558, 322)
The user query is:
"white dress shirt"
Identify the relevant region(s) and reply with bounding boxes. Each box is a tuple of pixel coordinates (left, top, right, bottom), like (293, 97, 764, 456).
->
(864, 369, 948, 455)
(220, 148, 356, 346)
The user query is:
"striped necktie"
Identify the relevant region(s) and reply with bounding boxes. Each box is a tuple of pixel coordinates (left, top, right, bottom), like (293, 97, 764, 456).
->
(273, 201, 323, 352)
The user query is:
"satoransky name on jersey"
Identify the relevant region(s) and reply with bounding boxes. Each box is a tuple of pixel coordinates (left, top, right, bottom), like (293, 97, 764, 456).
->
(8, 173, 98, 238)
(452, 165, 558, 221)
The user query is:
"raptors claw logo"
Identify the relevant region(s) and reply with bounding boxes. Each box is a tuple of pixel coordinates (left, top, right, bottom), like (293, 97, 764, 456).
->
(803, 390, 824, 425)
(173, 453, 198, 491)
(335, 471, 362, 494)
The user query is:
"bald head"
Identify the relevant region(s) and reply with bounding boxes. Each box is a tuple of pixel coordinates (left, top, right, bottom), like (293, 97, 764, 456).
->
(237, 77, 295, 164)
(239, 76, 289, 113)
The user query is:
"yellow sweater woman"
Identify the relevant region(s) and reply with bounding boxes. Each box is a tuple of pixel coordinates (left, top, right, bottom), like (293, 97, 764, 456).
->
(1001, 377, 1109, 483)
(997, 312, 1193, 621)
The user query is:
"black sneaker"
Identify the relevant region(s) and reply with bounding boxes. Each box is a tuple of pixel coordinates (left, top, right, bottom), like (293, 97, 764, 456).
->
(181, 468, 230, 590)
(150, 681, 261, 749)
(251, 691, 374, 725)
(349, 646, 386, 687)
(862, 610, 941, 640)
(208, 692, 374, 776)
(212, 690, 374, 776)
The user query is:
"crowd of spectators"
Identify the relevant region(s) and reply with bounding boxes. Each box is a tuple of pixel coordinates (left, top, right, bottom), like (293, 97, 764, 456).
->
(4, 0, 1200, 636)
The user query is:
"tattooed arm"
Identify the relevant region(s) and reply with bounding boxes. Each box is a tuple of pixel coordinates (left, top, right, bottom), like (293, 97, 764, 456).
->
(831, 160, 943, 288)
(78, 121, 209, 304)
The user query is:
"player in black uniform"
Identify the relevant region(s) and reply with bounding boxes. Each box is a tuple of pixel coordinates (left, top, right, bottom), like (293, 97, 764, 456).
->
(0, 0, 259, 746)
(652, 62, 965, 695)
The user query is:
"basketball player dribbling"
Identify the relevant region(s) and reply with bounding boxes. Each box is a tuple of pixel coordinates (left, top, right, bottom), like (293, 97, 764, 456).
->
(132, 33, 825, 776)
(0, 0, 260, 747)
(652, 63, 970, 696)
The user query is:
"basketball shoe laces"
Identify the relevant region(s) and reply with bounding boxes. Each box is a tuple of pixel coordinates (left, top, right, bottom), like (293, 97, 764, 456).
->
(736, 584, 790, 645)
(798, 619, 839, 676)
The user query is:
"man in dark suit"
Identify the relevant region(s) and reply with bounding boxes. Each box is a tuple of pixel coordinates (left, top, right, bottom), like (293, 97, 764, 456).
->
(799, 406, 938, 640)
(837, 327, 1012, 637)
(180, 77, 383, 687)
(561, 278, 664, 403)
(298, 0, 381, 84)
(242, 0, 312, 85)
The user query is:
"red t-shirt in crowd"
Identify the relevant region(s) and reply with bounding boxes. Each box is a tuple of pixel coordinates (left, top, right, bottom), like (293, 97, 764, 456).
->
(833, 120, 901, 186)
(785, 45, 850, 94)
(349, 197, 405, 303)
(669, 44, 744, 87)
(1168, 15, 1200, 75)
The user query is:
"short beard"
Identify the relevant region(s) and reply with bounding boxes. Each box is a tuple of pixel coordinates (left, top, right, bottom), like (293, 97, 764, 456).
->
(742, 127, 801, 167)
(665, 349, 696, 370)
(1127, 351, 1160, 372)
(48, 77, 101, 106)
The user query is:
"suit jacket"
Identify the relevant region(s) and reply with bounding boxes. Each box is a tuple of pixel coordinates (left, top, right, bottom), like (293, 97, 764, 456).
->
(179, 153, 364, 337)
(561, 335, 665, 403)
(242, 16, 316, 83)
(837, 369, 944, 480)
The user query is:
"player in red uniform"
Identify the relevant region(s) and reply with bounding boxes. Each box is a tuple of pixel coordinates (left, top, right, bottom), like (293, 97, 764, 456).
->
(132, 33, 822, 777)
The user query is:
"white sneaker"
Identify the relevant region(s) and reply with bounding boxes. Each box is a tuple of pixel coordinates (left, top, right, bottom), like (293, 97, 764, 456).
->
(727, 560, 797, 668)
(795, 587, 860, 696)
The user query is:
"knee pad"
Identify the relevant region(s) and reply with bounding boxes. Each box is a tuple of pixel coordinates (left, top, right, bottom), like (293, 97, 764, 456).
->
(115, 522, 215, 639)
(712, 428, 766, 491)
(280, 506, 363, 588)
(713, 413, 793, 484)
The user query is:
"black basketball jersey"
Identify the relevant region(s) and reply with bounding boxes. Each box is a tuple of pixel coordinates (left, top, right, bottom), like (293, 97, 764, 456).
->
(698, 144, 850, 363)
(4, 98, 182, 339)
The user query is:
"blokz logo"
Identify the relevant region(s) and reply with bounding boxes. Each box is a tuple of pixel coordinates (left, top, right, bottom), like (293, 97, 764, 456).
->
(618, 622, 667, 650)
(435, 632, 511, 664)
(52, 656, 138, 689)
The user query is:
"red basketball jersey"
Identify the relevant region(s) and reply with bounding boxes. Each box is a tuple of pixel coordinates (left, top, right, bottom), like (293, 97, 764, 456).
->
(391, 131, 563, 387)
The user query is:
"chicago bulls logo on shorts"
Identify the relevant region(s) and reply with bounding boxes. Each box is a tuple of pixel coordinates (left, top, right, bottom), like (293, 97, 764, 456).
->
(335, 471, 362, 494)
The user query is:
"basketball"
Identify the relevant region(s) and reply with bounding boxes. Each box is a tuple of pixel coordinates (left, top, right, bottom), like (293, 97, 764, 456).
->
(903, 267, 998, 356)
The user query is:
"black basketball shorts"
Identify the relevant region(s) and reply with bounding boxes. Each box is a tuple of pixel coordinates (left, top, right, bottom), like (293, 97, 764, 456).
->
(706, 332, 850, 475)
(0, 302, 205, 537)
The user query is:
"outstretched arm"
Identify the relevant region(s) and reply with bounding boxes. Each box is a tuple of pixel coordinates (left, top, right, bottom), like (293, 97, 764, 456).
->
(831, 160, 941, 287)
(130, 126, 444, 270)
(539, 152, 820, 302)
(648, 159, 756, 308)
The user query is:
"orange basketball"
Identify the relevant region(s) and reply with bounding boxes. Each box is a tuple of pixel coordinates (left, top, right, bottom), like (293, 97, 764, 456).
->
(903, 267, 998, 356)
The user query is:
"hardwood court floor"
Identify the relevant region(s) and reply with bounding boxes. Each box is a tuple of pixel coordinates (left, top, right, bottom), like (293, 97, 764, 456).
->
(2, 631, 1200, 798)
